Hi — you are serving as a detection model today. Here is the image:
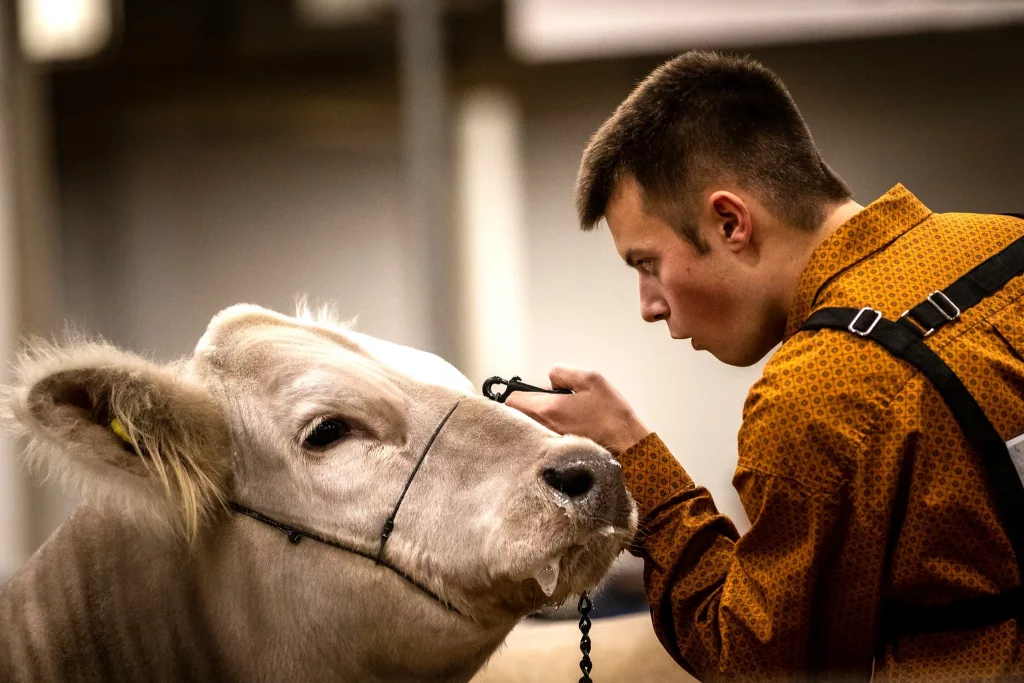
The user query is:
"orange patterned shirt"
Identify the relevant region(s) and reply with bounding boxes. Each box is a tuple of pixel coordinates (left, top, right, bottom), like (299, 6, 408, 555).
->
(621, 185, 1024, 682)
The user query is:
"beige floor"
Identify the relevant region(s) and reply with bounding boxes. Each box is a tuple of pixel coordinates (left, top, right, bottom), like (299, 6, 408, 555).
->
(473, 613, 695, 682)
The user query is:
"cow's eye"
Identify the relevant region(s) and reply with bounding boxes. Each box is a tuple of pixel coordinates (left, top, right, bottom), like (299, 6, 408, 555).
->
(304, 418, 351, 448)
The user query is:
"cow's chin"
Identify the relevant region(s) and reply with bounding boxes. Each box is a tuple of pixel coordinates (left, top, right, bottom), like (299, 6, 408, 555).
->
(528, 524, 635, 605)
(435, 522, 634, 628)
(500, 517, 637, 619)
(433, 493, 638, 626)
(502, 492, 639, 614)
(456, 546, 622, 627)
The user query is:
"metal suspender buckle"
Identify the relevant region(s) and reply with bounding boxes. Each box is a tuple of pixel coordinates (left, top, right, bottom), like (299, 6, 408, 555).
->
(927, 290, 961, 322)
(849, 307, 882, 336)
(899, 309, 934, 337)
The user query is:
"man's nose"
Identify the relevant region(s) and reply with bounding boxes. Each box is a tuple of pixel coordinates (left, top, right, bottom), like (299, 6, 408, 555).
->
(639, 281, 668, 323)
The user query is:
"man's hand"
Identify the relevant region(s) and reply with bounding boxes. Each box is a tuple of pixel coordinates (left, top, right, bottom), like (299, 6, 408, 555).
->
(503, 364, 650, 455)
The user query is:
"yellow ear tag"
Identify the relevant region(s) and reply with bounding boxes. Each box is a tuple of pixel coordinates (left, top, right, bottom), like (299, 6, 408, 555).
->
(110, 417, 131, 444)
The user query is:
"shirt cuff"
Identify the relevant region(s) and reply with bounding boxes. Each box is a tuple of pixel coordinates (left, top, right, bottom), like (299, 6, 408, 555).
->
(619, 432, 695, 520)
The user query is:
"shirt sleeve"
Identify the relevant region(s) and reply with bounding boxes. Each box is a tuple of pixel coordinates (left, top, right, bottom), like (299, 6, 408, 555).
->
(619, 433, 850, 681)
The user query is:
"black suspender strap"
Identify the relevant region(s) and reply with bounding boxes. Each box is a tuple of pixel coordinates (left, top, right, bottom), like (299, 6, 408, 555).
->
(799, 222, 1024, 639)
(881, 584, 1024, 638)
(899, 233, 1024, 337)
(802, 308, 1024, 572)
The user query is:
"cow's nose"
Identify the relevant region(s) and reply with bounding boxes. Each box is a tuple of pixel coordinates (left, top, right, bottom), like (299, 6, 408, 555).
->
(540, 444, 632, 530)
(539, 447, 626, 511)
(542, 463, 594, 501)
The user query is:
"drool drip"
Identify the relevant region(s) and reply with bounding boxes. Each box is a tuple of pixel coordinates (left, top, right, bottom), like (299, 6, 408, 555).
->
(533, 559, 560, 597)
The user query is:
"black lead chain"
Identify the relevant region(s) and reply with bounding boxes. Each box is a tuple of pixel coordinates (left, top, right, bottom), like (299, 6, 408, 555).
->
(578, 591, 593, 682)
(481, 375, 593, 682)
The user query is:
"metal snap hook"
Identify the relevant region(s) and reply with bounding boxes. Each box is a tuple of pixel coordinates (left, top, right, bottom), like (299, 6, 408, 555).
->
(482, 375, 572, 403)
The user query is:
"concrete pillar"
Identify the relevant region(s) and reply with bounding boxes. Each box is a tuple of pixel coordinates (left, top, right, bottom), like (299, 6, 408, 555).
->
(455, 88, 528, 385)
(396, 0, 459, 363)
(0, 4, 28, 581)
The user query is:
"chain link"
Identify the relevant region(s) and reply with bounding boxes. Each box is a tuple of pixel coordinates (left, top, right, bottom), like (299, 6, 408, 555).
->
(578, 591, 593, 682)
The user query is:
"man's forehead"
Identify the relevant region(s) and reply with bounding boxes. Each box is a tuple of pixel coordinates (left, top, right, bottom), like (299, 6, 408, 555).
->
(605, 176, 644, 231)
(606, 193, 676, 263)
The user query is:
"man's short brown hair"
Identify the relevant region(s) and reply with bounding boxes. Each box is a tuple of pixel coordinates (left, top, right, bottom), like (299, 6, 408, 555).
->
(576, 50, 851, 253)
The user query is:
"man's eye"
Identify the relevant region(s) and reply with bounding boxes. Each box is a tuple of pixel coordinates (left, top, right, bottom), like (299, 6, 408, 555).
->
(303, 419, 351, 448)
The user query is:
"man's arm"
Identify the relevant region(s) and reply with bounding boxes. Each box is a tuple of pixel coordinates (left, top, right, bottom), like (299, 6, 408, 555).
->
(622, 433, 847, 680)
(506, 365, 876, 681)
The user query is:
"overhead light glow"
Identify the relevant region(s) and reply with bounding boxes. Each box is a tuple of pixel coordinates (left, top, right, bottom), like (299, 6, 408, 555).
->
(17, 0, 114, 63)
(293, 0, 389, 25)
(508, 0, 1024, 62)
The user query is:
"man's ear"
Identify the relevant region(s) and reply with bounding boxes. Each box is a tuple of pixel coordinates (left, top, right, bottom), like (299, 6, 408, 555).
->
(2, 339, 233, 542)
(708, 190, 753, 252)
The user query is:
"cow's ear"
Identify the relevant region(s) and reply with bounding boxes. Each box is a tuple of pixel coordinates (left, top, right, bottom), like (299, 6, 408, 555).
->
(2, 340, 233, 541)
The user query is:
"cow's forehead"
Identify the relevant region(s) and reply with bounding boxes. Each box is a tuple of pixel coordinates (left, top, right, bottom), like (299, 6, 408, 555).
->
(345, 331, 475, 395)
(194, 304, 475, 395)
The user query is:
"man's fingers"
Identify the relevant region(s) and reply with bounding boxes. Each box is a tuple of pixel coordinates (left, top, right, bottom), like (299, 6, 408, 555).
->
(548, 363, 594, 391)
(504, 391, 549, 419)
(504, 392, 563, 432)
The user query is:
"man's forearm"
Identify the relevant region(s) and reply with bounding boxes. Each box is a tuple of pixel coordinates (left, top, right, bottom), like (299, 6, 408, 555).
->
(619, 435, 844, 681)
(619, 433, 740, 674)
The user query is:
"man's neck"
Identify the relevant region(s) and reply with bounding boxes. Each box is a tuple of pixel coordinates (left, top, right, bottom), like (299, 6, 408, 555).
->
(773, 198, 865, 328)
(819, 198, 865, 241)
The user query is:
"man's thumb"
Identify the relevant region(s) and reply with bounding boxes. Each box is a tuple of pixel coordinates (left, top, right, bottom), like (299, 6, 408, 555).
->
(549, 363, 590, 391)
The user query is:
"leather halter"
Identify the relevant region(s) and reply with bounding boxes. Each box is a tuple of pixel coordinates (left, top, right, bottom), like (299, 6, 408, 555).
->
(230, 400, 463, 615)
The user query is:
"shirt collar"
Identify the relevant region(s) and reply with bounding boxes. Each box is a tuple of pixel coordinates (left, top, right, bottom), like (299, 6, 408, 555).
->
(784, 184, 933, 339)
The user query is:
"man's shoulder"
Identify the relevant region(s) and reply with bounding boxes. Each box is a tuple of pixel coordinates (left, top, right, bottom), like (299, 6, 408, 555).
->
(749, 330, 913, 419)
(739, 330, 916, 489)
(828, 209, 1023, 313)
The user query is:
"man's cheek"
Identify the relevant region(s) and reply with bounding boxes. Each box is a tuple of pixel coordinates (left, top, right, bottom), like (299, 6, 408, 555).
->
(674, 284, 733, 329)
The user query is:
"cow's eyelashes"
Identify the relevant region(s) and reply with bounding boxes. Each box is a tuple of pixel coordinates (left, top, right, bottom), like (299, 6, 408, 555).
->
(302, 418, 352, 449)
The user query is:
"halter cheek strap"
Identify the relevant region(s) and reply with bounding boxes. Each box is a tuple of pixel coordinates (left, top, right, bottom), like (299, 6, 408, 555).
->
(228, 399, 463, 615)
(375, 400, 461, 563)
(228, 501, 461, 614)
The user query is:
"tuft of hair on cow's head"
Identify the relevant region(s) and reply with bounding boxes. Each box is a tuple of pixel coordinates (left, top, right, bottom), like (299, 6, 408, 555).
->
(1, 338, 233, 542)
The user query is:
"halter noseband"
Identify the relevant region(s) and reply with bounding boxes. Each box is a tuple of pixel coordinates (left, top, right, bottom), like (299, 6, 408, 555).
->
(230, 400, 463, 615)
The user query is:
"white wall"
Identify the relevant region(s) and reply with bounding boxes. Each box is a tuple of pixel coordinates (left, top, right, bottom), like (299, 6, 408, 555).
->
(59, 98, 421, 360)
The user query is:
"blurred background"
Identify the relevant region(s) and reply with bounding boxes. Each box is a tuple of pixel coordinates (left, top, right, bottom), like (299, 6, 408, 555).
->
(0, 0, 1022, 670)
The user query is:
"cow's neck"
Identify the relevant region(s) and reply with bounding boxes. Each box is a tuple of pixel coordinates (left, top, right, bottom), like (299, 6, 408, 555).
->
(0, 508, 513, 682)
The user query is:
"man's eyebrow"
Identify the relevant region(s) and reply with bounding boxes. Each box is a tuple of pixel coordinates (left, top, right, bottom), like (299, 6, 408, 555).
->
(622, 249, 646, 267)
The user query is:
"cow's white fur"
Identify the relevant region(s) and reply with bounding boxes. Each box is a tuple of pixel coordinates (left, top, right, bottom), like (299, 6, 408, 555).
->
(0, 304, 636, 682)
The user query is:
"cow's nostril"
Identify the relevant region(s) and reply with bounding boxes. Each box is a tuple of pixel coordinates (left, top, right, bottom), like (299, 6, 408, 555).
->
(542, 465, 594, 500)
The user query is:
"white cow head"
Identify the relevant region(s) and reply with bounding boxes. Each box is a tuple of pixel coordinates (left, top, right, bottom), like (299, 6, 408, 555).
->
(4, 304, 636, 640)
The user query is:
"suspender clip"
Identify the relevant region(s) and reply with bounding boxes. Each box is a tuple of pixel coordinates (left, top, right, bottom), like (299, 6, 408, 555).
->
(848, 307, 882, 336)
(927, 290, 961, 322)
(900, 309, 934, 337)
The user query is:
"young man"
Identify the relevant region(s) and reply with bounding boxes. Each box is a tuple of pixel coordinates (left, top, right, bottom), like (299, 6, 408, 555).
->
(505, 51, 1024, 681)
